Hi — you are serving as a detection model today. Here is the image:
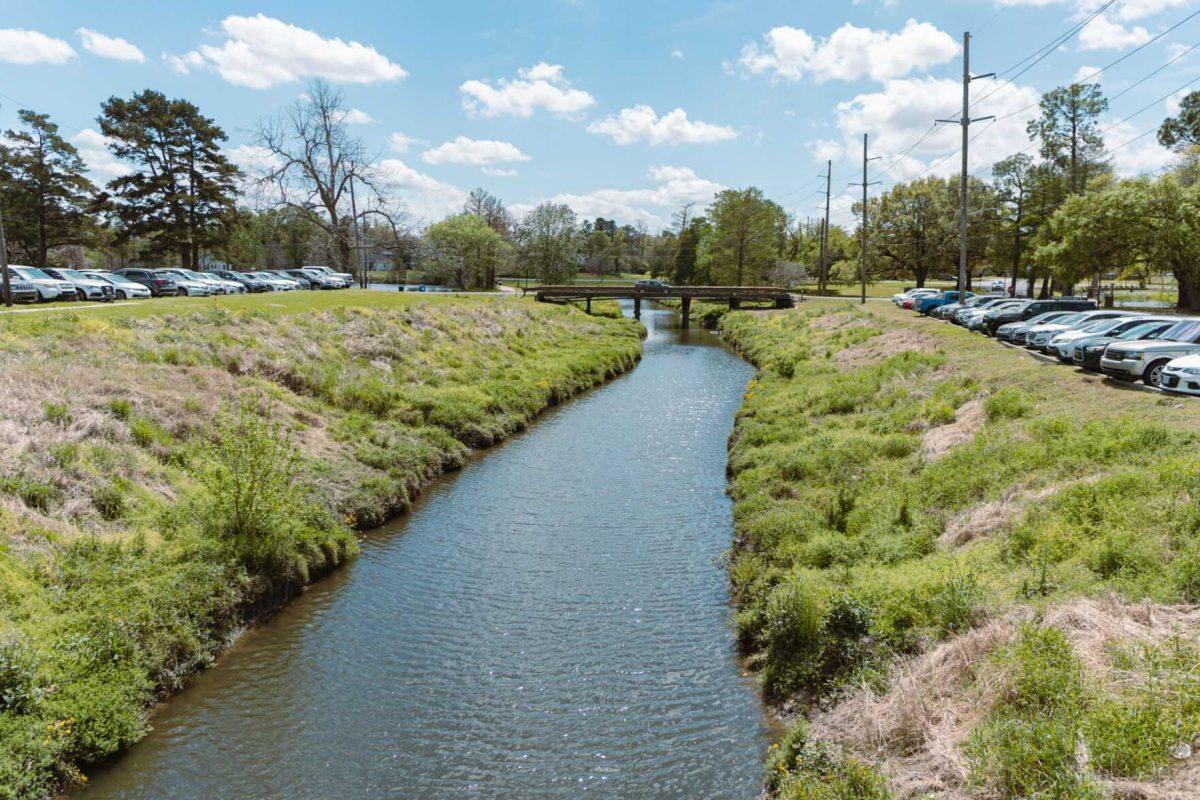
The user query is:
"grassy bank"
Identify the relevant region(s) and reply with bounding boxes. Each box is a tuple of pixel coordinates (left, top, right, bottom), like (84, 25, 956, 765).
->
(722, 301, 1200, 799)
(0, 291, 643, 799)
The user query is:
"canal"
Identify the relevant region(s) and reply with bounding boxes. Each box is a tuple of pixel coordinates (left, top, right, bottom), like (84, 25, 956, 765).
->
(80, 304, 768, 799)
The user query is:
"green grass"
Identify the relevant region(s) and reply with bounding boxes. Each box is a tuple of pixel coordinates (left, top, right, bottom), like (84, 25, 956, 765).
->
(721, 300, 1200, 795)
(0, 291, 643, 798)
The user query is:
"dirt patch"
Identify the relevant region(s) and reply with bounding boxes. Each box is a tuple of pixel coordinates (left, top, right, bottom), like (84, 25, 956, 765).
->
(834, 329, 937, 368)
(808, 598, 1200, 799)
(921, 398, 987, 462)
(939, 477, 1102, 548)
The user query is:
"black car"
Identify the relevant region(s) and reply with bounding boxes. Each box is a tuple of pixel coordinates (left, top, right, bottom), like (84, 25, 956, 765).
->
(981, 297, 1096, 336)
(274, 270, 315, 289)
(210, 269, 270, 293)
(114, 268, 179, 297)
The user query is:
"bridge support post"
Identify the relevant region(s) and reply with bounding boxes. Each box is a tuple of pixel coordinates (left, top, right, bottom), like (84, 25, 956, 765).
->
(681, 296, 691, 329)
(586, 297, 592, 315)
(633, 297, 641, 320)
(729, 297, 741, 311)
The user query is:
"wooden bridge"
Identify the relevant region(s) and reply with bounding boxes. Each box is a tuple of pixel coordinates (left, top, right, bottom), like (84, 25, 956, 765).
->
(525, 285, 795, 328)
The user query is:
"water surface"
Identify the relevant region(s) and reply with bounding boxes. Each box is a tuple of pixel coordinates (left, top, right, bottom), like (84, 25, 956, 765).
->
(81, 304, 767, 799)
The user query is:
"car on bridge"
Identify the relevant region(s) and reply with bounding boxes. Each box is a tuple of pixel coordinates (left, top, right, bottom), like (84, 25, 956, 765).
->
(634, 279, 672, 292)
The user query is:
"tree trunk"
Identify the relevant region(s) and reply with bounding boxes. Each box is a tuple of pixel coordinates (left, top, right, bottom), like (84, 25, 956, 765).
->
(1039, 274, 1051, 299)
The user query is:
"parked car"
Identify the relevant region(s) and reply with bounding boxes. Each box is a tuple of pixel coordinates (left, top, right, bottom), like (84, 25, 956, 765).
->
(41, 267, 115, 302)
(303, 265, 354, 287)
(932, 293, 1001, 320)
(634, 279, 672, 292)
(1160, 353, 1200, 395)
(114, 268, 180, 297)
(1025, 310, 1134, 352)
(266, 269, 314, 289)
(979, 297, 1096, 336)
(9, 265, 75, 302)
(892, 287, 939, 306)
(952, 297, 1011, 325)
(82, 271, 152, 300)
(209, 269, 271, 293)
(1048, 315, 1143, 361)
(2, 276, 39, 304)
(154, 269, 212, 296)
(1100, 317, 1200, 386)
(1072, 319, 1178, 371)
(995, 311, 1077, 343)
(296, 267, 344, 289)
(964, 300, 1026, 331)
(915, 290, 973, 315)
(989, 280, 1007, 292)
(180, 269, 242, 294)
(248, 271, 300, 291)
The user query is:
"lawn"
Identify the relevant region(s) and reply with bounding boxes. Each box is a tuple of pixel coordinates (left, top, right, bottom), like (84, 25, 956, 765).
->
(0, 291, 643, 799)
(723, 300, 1200, 799)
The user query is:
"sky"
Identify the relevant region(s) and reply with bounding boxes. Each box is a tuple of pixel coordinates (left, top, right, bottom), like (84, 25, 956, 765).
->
(0, 0, 1196, 230)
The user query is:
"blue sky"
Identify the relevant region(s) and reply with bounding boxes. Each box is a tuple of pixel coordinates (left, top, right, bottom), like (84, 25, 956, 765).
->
(1, 0, 1196, 229)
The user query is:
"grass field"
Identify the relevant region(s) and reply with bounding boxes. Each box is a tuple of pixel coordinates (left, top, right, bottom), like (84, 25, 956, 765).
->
(0, 291, 643, 799)
(722, 301, 1200, 799)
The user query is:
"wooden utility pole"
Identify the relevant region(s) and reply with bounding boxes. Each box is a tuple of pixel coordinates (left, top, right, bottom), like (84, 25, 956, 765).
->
(0, 202, 10, 307)
(348, 169, 366, 289)
(818, 160, 831, 294)
(850, 134, 881, 305)
(937, 31, 993, 297)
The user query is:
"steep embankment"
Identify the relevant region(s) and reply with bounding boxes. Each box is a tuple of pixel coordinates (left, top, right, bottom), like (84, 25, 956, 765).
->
(0, 292, 643, 799)
(721, 301, 1200, 799)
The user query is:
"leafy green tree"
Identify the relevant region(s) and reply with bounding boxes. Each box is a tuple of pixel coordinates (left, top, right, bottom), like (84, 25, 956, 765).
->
(1035, 184, 1141, 294)
(424, 213, 510, 290)
(1026, 84, 1109, 195)
(517, 202, 579, 284)
(672, 217, 710, 285)
(98, 90, 239, 268)
(868, 177, 957, 287)
(1158, 91, 1200, 151)
(697, 188, 786, 285)
(0, 110, 96, 267)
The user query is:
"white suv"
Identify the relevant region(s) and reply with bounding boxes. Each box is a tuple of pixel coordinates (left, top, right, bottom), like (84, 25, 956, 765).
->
(1101, 318, 1200, 386)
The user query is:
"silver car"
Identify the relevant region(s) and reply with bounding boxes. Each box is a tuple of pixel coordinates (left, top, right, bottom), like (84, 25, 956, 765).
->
(1101, 318, 1200, 386)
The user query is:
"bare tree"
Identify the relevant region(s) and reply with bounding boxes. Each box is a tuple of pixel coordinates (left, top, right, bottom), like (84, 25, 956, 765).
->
(255, 80, 401, 270)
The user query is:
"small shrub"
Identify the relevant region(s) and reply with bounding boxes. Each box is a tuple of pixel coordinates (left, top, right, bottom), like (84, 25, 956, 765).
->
(983, 387, 1031, 421)
(93, 480, 129, 521)
(928, 571, 983, 636)
(105, 398, 133, 420)
(0, 474, 58, 511)
(43, 401, 70, 425)
(0, 637, 42, 714)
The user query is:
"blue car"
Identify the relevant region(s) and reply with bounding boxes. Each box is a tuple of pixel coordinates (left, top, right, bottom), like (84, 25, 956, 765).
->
(915, 290, 973, 315)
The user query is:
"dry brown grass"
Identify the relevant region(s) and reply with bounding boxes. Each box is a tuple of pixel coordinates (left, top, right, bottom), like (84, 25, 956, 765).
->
(921, 397, 987, 462)
(835, 329, 939, 368)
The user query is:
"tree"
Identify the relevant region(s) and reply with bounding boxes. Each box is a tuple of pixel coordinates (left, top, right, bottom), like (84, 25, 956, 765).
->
(1026, 84, 1109, 195)
(672, 217, 710, 285)
(1159, 91, 1200, 151)
(697, 188, 787, 285)
(464, 188, 513, 238)
(256, 80, 394, 271)
(424, 213, 510, 290)
(868, 177, 957, 287)
(517, 203, 579, 284)
(98, 90, 239, 268)
(1035, 184, 1141, 295)
(0, 110, 96, 267)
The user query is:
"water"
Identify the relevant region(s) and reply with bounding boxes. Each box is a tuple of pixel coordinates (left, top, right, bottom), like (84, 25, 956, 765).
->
(80, 304, 768, 799)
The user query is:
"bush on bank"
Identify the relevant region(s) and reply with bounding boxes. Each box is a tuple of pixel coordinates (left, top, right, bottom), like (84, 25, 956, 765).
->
(0, 293, 643, 799)
(722, 302, 1200, 798)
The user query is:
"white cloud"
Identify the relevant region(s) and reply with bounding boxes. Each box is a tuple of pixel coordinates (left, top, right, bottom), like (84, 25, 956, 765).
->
(388, 132, 419, 153)
(811, 138, 845, 162)
(521, 165, 724, 227)
(376, 158, 467, 221)
(1105, 119, 1174, 175)
(1167, 89, 1190, 115)
(342, 108, 374, 125)
(71, 129, 130, 181)
(76, 28, 144, 62)
(1078, 16, 1150, 50)
(1073, 65, 1101, 83)
(226, 144, 282, 175)
(586, 105, 738, 146)
(671, 49, 684, 59)
(459, 62, 596, 118)
(738, 19, 959, 83)
(0, 29, 76, 64)
(164, 14, 406, 89)
(421, 136, 531, 166)
(482, 167, 519, 177)
(832, 76, 1041, 180)
(997, 0, 1187, 20)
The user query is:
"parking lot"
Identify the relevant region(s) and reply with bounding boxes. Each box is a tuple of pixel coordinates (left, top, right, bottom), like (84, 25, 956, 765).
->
(894, 286, 1200, 399)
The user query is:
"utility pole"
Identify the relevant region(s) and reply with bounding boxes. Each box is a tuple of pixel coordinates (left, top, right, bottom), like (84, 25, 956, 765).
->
(937, 31, 993, 297)
(818, 159, 831, 294)
(0, 202, 10, 307)
(348, 167, 366, 289)
(850, 134, 881, 305)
